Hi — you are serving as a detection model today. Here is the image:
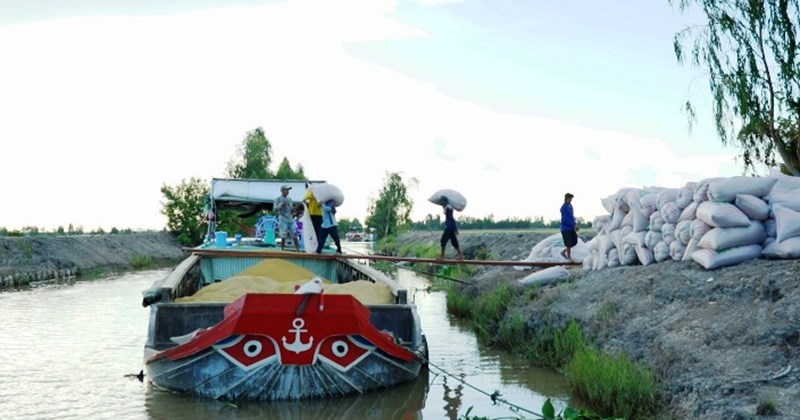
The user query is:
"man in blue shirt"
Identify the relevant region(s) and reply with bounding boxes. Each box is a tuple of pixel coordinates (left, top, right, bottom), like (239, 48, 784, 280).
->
(560, 193, 578, 261)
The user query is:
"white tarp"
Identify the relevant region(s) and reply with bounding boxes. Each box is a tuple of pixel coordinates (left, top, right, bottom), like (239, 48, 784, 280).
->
(211, 178, 313, 204)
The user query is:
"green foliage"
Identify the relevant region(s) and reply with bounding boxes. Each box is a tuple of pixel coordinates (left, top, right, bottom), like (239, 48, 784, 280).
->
(273, 157, 306, 179)
(671, 0, 800, 175)
(225, 127, 273, 179)
(497, 313, 528, 350)
(444, 282, 474, 317)
(365, 172, 417, 240)
(756, 397, 778, 416)
(160, 177, 209, 246)
(566, 348, 658, 419)
(130, 254, 154, 269)
(472, 285, 515, 343)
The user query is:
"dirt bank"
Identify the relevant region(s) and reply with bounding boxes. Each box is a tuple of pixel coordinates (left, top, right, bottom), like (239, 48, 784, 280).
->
(397, 230, 800, 419)
(0, 232, 185, 287)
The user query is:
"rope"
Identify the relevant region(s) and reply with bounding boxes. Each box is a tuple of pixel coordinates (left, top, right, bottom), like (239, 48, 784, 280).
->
(418, 353, 544, 419)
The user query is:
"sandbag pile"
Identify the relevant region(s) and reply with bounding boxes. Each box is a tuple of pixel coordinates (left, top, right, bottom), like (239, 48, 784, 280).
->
(584, 170, 800, 271)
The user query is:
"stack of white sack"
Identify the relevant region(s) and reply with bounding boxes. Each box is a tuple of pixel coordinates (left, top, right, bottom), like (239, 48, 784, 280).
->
(584, 170, 800, 271)
(513, 233, 589, 271)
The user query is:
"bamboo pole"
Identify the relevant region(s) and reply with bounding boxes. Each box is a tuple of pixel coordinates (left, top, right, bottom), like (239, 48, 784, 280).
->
(185, 247, 581, 268)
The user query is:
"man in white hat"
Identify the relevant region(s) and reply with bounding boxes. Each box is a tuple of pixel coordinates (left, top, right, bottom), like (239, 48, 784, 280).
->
(275, 185, 300, 251)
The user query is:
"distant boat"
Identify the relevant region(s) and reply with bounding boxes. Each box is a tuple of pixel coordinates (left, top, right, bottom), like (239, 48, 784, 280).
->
(141, 178, 427, 401)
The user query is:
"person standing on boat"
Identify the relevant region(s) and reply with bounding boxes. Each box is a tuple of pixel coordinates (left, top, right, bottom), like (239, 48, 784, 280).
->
(303, 187, 323, 241)
(275, 185, 301, 252)
(559, 192, 579, 261)
(438, 196, 464, 260)
(315, 199, 343, 254)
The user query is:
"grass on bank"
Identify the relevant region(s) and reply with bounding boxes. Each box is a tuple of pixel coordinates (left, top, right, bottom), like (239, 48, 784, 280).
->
(375, 236, 660, 418)
(443, 281, 660, 420)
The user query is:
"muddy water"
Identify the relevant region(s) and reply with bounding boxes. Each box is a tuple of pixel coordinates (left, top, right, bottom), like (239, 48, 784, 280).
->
(0, 243, 573, 419)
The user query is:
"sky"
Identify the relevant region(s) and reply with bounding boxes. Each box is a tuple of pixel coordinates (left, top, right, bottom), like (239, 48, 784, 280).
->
(0, 0, 749, 232)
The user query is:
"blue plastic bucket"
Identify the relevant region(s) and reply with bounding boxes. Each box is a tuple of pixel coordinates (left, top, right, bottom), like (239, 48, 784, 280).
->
(215, 231, 228, 247)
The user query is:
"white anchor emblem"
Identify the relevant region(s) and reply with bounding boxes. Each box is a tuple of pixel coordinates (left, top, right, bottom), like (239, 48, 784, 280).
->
(281, 318, 314, 354)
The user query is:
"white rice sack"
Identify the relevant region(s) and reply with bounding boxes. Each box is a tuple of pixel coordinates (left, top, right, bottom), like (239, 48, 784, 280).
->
(605, 209, 627, 233)
(657, 188, 679, 209)
(696, 201, 750, 228)
(678, 201, 698, 222)
(639, 193, 658, 218)
(682, 237, 699, 262)
(610, 229, 623, 251)
(774, 204, 800, 242)
(516, 233, 590, 265)
(762, 236, 800, 259)
(696, 220, 767, 251)
(620, 209, 634, 228)
(623, 231, 647, 247)
(582, 254, 594, 271)
(764, 218, 777, 238)
(676, 220, 692, 245)
(734, 194, 770, 221)
(607, 249, 620, 267)
(661, 222, 676, 237)
(601, 195, 617, 214)
(691, 244, 763, 270)
(593, 215, 611, 233)
(310, 183, 345, 206)
(631, 206, 649, 232)
(620, 242, 638, 265)
(650, 212, 665, 232)
(654, 241, 670, 262)
(598, 234, 616, 255)
(690, 219, 712, 240)
(660, 202, 681, 224)
(766, 168, 800, 196)
(709, 176, 777, 202)
(518, 266, 570, 286)
(428, 189, 467, 211)
(645, 230, 663, 250)
(676, 183, 696, 209)
(594, 251, 605, 270)
(635, 245, 655, 266)
(768, 189, 800, 212)
(669, 240, 686, 261)
(694, 178, 723, 203)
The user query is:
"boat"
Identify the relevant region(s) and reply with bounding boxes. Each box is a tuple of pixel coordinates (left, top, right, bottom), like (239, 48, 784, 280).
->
(140, 178, 428, 401)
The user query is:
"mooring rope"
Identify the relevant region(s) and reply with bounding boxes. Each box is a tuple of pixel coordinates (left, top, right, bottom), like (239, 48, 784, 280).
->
(417, 353, 544, 419)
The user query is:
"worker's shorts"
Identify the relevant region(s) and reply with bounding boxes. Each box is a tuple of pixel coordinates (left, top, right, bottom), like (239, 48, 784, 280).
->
(278, 219, 297, 238)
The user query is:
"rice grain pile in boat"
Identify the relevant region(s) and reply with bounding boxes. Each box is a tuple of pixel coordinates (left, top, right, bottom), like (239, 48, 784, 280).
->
(175, 259, 393, 305)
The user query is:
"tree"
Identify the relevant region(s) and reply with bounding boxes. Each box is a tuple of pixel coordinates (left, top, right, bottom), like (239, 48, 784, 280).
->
(160, 177, 210, 246)
(225, 127, 273, 179)
(273, 157, 306, 180)
(672, 0, 800, 175)
(365, 172, 417, 239)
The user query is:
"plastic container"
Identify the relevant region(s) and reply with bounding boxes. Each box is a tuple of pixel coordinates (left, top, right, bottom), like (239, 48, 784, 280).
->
(215, 231, 228, 247)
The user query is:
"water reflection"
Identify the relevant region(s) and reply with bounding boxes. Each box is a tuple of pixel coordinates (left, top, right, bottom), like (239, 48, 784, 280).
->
(145, 368, 430, 420)
(0, 242, 573, 420)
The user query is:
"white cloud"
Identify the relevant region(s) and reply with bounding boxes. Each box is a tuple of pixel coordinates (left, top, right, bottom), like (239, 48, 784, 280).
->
(0, 2, 742, 231)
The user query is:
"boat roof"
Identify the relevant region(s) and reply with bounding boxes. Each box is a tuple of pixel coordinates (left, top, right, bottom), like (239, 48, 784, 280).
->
(211, 178, 325, 205)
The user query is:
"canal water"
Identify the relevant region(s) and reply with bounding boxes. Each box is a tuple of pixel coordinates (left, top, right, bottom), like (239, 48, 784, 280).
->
(0, 243, 573, 419)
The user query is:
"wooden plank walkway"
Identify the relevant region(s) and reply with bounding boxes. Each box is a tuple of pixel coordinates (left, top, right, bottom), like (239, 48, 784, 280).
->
(188, 248, 581, 268)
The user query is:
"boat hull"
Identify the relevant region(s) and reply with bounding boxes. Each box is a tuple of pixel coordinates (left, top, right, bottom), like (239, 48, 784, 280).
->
(144, 293, 427, 401)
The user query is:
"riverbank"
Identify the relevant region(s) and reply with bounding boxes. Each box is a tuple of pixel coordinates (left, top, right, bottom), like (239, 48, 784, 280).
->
(0, 232, 185, 287)
(396, 230, 800, 419)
